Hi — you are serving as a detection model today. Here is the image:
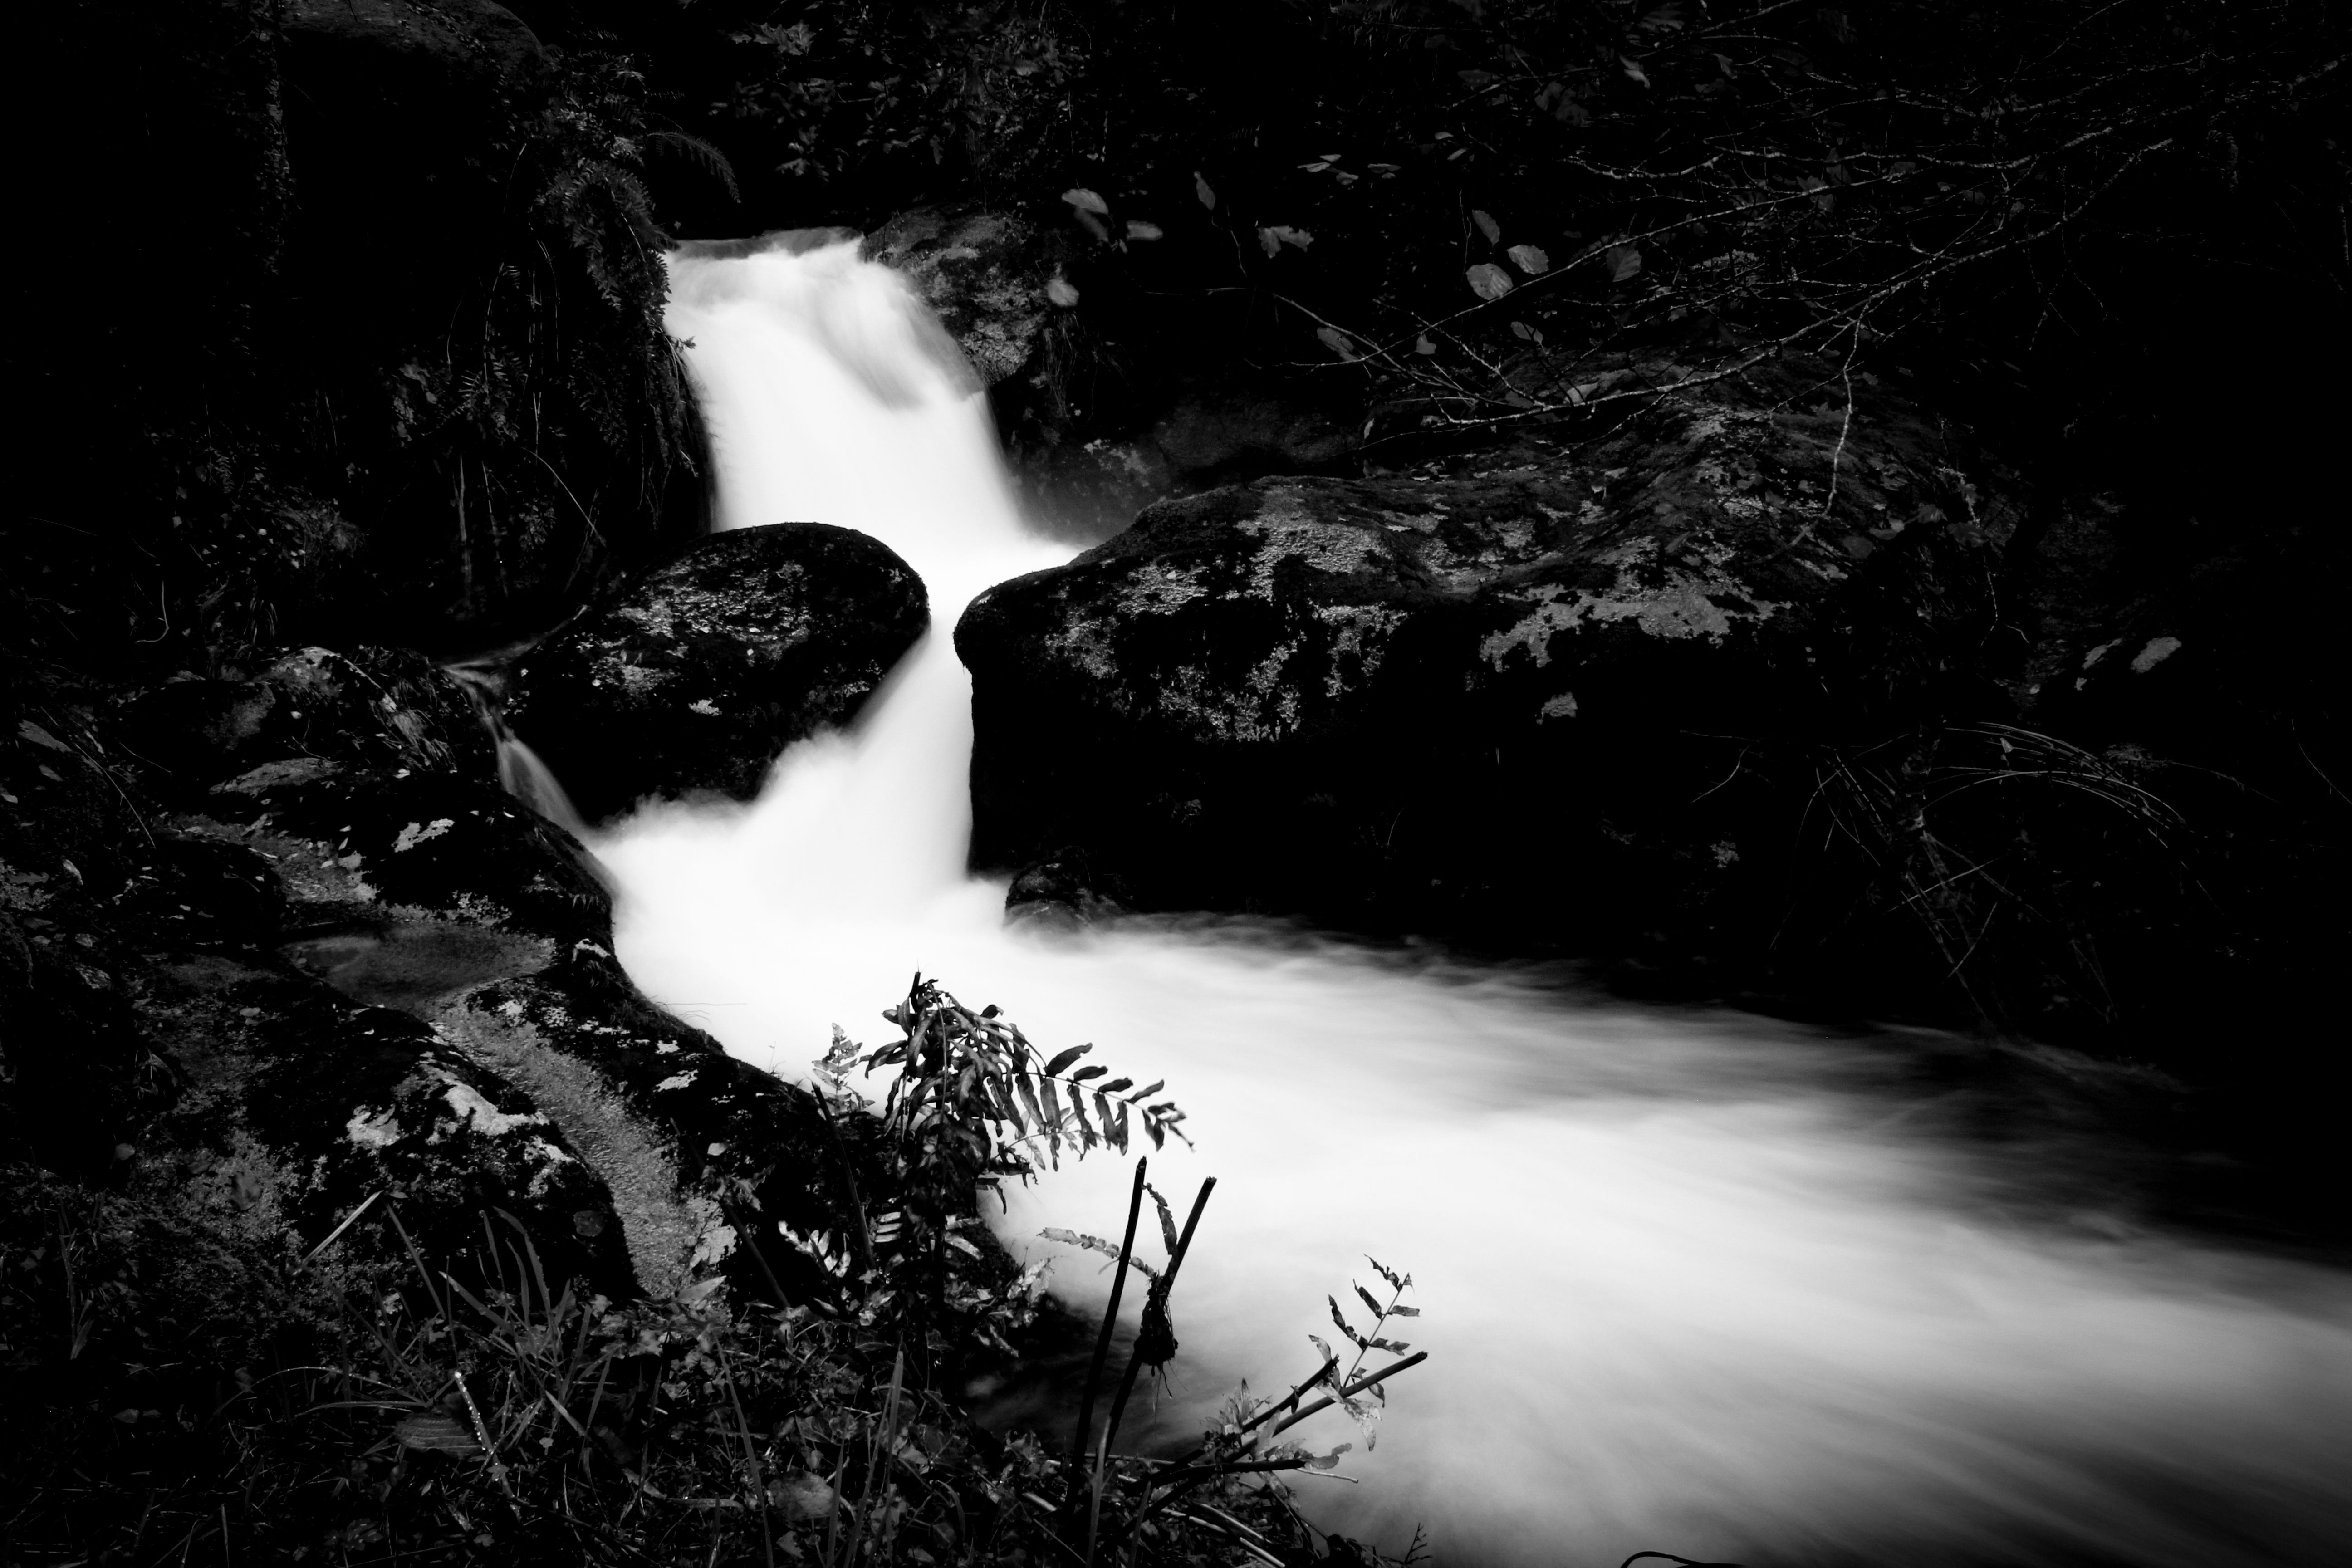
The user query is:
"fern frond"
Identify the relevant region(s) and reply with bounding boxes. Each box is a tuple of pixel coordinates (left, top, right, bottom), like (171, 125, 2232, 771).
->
(643, 129, 742, 204)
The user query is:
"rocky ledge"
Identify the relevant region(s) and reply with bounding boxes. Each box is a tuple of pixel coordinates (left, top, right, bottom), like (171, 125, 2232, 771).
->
(957, 353, 2021, 972)
(5, 643, 851, 1324)
(503, 523, 927, 822)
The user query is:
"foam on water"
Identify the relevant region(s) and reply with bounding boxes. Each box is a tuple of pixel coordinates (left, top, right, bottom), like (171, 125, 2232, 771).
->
(592, 236, 2352, 1566)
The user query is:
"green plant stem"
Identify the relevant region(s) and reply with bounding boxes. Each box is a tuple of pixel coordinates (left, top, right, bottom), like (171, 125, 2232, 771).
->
(1100, 1176, 1215, 1455)
(718, 1344, 776, 1568)
(1264, 1352, 1429, 1442)
(1065, 1157, 1147, 1518)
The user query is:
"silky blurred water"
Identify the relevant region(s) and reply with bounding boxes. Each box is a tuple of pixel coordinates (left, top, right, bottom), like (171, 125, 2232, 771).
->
(588, 235, 2352, 1566)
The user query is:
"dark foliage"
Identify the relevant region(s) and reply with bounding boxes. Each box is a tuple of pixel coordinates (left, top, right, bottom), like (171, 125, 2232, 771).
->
(1, 980, 1430, 1568)
(19, 2, 710, 667)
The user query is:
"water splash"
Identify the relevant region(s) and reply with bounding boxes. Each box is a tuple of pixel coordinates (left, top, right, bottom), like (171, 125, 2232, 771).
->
(590, 235, 2352, 1567)
(446, 658, 592, 842)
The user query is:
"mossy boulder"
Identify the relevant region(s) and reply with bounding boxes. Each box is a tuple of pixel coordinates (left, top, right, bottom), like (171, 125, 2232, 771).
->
(503, 523, 928, 822)
(862, 205, 1065, 391)
(956, 354, 2021, 963)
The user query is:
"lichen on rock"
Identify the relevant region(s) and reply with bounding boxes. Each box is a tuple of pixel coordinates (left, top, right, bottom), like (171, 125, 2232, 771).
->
(955, 353, 2020, 956)
(503, 523, 927, 822)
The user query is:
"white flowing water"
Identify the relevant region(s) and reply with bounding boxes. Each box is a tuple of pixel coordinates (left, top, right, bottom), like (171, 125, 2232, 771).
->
(593, 236, 2352, 1567)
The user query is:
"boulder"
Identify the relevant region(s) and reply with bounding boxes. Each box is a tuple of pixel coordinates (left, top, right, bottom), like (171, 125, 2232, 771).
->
(862, 203, 1363, 543)
(503, 523, 928, 822)
(9, 632, 847, 1309)
(956, 354, 2022, 966)
(862, 206, 1064, 391)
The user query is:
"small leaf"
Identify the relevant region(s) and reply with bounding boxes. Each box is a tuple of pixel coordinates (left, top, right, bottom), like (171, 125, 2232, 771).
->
(1506, 243, 1551, 274)
(1098, 1077, 1134, 1095)
(1125, 220, 1163, 241)
(1388, 1304, 1421, 1317)
(1043, 1044, 1091, 1076)
(1307, 1334, 1338, 1375)
(1316, 325, 1361, 361)
(1259, 226, 1281, 258)
(1465, 263, 1514, 302)
(1367, 1257, 1412, 1293)
(1124, 1079, 1164, 1102)
(1337, 1392, 1383, 1448)
(1044, 276, 1080, 307)
(1149, 1184, 1181, 1255)
(1328, 1295, 1367, 1348)
(1604, 243, 1642, 282)
(1471, 208, 1502, 245)
(1044, 1226, 1161, 1278)
(1414, 335, 1437, 355)
(1061, 187, 1110, 215)
(1621, 54, 1652, 88)
(1071, 1064, 1108, 1082)
(1194, 172, 1217, 209)
(1305, 1442, 1352, 1470)
(1355, 1283, 1386, 1319)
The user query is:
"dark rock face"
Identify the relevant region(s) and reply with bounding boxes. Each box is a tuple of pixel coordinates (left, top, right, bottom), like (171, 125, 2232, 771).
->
(862, 204, 1361, 544)
(862, 206, 1064, 392)
(118, 646, 495, 799)
(6, 639, 841, 1312)
(133, 952, 634, 1298)
(503, 523, 928, 822)
(957, 356, 2019, 965)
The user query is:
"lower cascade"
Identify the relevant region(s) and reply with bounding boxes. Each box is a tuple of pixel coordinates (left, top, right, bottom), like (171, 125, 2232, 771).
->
(585, 236, 2352, 1565)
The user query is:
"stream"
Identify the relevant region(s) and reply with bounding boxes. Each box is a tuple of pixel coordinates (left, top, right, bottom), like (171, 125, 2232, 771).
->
(583, 234, 2351, 1567)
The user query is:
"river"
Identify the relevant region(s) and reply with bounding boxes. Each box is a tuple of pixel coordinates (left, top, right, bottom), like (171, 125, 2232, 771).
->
(583, 234, 2351, 1567)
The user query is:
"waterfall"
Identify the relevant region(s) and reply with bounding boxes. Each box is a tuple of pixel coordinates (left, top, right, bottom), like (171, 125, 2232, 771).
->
(585, 235, 2352, 1567)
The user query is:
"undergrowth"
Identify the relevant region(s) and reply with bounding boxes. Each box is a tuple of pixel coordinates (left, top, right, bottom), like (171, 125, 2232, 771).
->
(0, 978, 1433, 1567)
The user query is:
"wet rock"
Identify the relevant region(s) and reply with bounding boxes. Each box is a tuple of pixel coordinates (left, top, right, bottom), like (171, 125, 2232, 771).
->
(1013, 382, 1364, 543)
(1003, 853, 1129, 928)
(436, 962, 844, 1304)
(862, 206, 1066, 390)
(117, 646, 493, 799)
(167, 686, 847, 1302)
(132, 953, 632, 1296)
(22, 625, 842, 1308)
(957, 354, 2021, 961)
(503, 523, 928, 822)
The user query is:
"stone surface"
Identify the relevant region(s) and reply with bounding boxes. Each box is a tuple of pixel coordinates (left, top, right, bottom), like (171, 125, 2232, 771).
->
(862, 204, 1362, 544)
(118, 646, 494, 800)
(956, 353, 2021, 961)
(503, 523, 928, 822)
(5, 636, 847, 1312)
(862, 206, 1064, 390)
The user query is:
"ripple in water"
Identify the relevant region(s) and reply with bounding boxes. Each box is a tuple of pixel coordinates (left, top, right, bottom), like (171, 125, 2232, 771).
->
(590, 236, 2352, 1566)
